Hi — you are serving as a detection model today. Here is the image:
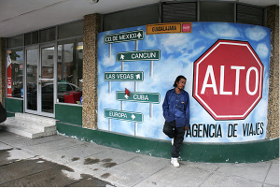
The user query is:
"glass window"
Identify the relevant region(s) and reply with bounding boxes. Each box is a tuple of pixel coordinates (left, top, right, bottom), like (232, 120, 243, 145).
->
(40, 27, 56, 43)
(200, 1, 234, 22)
(7, 35, 23, 48)
(58, 20, 83, 39)
(57, 38, 83, 104)
(103, 4, 159, 31)
(7, 49, 24, 98)
(24, 31, 38, 46)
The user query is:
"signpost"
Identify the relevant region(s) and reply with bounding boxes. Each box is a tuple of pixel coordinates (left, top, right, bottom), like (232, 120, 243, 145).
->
(104, 30, 144, 44)
(104, 30, 144, 57)
(193, 39, 263, 120)
(116, 91, 160, 104)
(116, 50, 161, 62)
(104, 71, 144, 81)
(104, 109, 143, 123)
(146, 22, 192, 35)
(103, 30, 161, 136)
(117, 50, 160, 77)
(104, 71, 143, 94)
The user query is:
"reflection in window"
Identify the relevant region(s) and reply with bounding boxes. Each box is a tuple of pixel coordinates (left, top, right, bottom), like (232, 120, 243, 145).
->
(57, 40, 83, 105)
(7, 49, 24, 98)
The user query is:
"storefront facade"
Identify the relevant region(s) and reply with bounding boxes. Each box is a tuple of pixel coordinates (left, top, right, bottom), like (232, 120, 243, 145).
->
(0, 1, 279, 163)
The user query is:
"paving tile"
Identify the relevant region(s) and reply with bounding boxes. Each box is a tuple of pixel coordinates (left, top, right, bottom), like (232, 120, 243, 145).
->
(180, 161, 222, 171)
(0, 131, 25, 143)
(0, 148, 36, 166)
(3, 135, 62, 148)
(22, 137, 85, 155)
(0, 158, 113, 187)
(0, 131, 278, 187)
(0, 142, 12, 150)
(66, 147, 139, 178)
(68, 176, 114, 187)
(0, 157, 56, 185)
(264, 162, 279, 186)
(216, 162, 271, 182)
(263, 183, 278, 187)
(96, 155, 170, 187)
(271, 158, 279, 164)
(135, 162, 213, 187)
(201, 172, 263, 187)
(42, 142, 106, 165)
(0, 164, 75, 187)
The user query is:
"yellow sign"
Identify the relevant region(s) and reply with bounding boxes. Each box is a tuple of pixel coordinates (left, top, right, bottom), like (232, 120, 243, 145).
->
(146, 22, 192, 35)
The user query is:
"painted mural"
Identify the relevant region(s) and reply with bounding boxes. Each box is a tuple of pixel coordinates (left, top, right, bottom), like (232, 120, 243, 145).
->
(97, 22, 271, 143)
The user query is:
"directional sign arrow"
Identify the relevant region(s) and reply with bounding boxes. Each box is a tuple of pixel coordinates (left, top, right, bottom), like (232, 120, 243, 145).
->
(116, 91, 160, 104)
(116, 50, 161, 62)
(104, 109, 143, 123)
(120, 54, 125, 60)
(137, 32, 142, 38)
(104, 71, 144, 81)
(104, 30, 144, 44)
(131, 114, 136, 120)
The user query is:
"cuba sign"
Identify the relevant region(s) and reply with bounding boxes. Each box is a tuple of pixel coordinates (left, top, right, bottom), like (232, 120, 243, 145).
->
(193, 39, 263, 120)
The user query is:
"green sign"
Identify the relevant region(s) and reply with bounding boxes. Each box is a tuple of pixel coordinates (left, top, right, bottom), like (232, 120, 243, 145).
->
(116, 91, 160, 104)
(104, 71, 144, 81)
(116, 50, 161, 62)
(104, 109, 143, 123)
(104, 30, 144, 44)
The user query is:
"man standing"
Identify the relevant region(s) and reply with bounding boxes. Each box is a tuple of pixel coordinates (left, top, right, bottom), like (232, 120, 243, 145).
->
(162, 75, 190, 167)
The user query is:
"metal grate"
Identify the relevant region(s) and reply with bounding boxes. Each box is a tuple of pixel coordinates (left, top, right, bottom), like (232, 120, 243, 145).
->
(237, 4, 264, 26)
(40, 27, 56, 43)
(24, 31, 38, 46)
(162, 2, 197, 23)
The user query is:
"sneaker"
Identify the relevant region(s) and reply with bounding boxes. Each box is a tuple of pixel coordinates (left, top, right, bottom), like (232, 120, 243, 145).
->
(171, 157, 179, 168)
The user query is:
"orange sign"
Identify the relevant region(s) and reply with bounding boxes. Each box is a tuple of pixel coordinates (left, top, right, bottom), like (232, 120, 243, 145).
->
(146, 22, 192, 35)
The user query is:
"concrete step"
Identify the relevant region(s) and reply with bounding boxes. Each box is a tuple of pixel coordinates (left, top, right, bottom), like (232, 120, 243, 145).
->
(0, 113, 57, 139)
(2, 117, 56, 132)
(2, 124, 57, 138)
(15, 113, 56, 125)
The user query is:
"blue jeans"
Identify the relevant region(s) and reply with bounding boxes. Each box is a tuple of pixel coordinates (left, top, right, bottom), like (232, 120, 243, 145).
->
(163, 120, 185, 158)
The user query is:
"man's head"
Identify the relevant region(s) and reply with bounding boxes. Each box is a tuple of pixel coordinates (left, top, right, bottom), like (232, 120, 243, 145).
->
(173, 75, 187, 91)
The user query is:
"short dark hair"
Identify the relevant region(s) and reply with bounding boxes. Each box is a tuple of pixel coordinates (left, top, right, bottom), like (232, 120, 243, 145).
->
(173, 75, 187, 87)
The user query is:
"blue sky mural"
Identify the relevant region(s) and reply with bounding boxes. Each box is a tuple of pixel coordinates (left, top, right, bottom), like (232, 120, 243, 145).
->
(98, 22, 271, 143)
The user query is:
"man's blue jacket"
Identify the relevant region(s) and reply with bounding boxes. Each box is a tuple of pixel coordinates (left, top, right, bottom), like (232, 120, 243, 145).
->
(162, 89, 190, 128)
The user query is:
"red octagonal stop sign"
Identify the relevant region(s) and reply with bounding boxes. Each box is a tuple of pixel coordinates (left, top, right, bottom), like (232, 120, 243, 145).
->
(193, 39, 263, 120)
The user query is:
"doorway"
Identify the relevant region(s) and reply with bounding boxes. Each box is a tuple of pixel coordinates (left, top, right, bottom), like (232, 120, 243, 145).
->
(24, 44, 56, 117)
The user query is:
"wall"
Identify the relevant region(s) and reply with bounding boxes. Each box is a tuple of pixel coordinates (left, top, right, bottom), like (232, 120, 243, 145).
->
(97, 22, 271, 143)
(57, 122, 279, 163)
(57, 14, 279, 162)
(5, 98, 23, 117)
(267, 5, 279, 139)
(82, 13, 101, 129)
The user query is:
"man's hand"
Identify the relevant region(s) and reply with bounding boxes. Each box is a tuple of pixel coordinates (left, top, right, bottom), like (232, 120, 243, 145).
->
(185, 126, 189, 130)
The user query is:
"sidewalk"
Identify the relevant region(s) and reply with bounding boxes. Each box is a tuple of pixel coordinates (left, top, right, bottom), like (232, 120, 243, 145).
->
(0, 130, 279, 187)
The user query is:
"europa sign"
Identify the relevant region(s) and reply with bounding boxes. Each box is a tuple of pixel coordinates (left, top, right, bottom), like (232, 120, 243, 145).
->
(193, 39, 263, 120)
